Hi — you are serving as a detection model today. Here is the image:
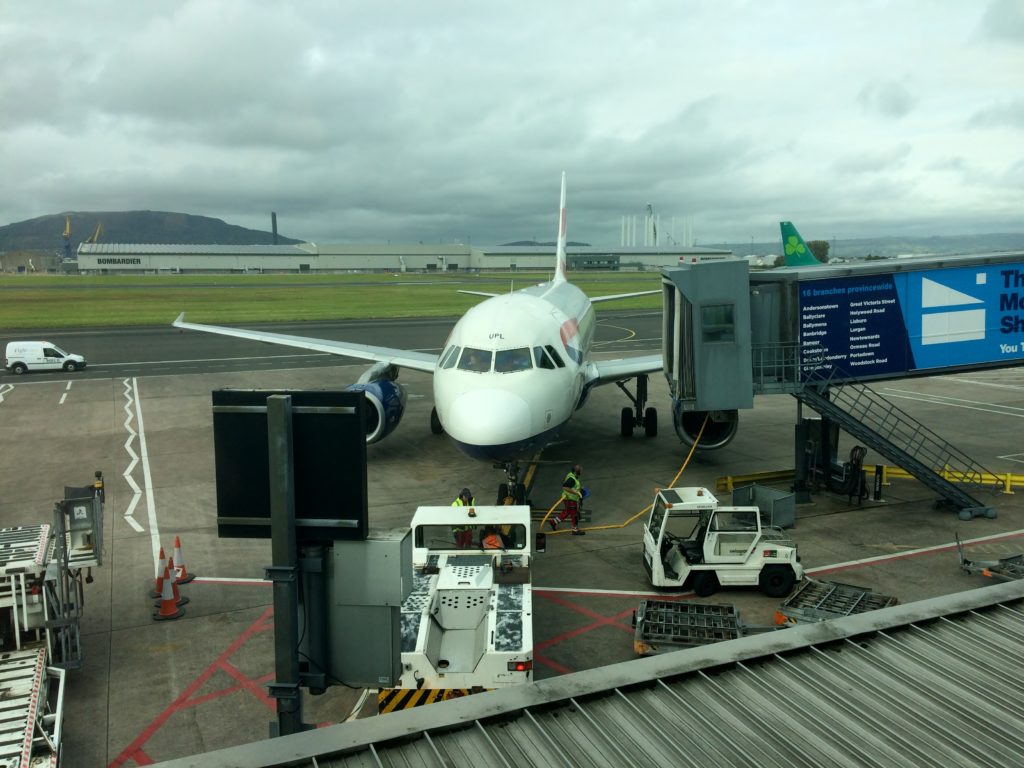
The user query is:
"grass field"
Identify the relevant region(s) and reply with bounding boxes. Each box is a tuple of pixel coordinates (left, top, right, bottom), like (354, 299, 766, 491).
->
(0, 271, 664, 329)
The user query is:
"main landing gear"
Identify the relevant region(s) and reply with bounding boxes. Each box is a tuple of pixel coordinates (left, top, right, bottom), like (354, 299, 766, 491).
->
(495, 461, 527, 506)
(616, 374, 658, 438)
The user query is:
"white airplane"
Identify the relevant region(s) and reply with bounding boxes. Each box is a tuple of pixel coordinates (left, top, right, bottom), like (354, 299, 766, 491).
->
(173, 173, 662, 502)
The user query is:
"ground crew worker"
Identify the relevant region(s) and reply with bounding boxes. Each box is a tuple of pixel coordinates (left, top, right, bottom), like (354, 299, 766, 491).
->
(549, 464, 585, 535)
(482, 526, 504, 549)
(452, 488, 475, 547)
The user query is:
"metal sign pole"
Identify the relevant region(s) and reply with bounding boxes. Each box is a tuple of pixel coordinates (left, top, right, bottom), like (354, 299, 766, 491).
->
(264, 394, 307, 737)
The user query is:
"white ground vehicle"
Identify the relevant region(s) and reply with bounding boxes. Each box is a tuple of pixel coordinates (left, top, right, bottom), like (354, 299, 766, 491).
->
(392, 504, 534, 700)
(5, 341, 87, 374)
(642, 487, 804, 598)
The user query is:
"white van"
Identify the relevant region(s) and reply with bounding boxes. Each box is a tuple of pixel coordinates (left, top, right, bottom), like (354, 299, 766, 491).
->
(4, 341, 87, 374)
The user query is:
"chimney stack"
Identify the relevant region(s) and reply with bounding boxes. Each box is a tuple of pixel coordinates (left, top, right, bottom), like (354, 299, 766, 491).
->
(271, 212, 278, 245)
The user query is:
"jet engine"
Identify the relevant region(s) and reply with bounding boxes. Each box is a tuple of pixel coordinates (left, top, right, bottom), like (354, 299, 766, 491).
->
(345, 362, 407, 444)
(671, 402, 739, 451)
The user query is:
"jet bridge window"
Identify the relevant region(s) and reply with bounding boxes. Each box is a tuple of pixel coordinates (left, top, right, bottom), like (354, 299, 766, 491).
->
(495, 348, 532, 373)
(439, 345, 461, 369)
(457, 347, 493, 373)
(701, 304, 735, 343)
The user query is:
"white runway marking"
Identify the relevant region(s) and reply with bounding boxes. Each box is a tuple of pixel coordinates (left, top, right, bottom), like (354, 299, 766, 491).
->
(880, 388, 1024, 418)
(132, 377, 162, 568)
(121, 379, 145, 534)
(59, 381, 71, 404)
(0, 383, 13, 403)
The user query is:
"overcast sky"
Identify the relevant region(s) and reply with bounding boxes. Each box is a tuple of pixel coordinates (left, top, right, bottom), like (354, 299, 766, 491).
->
(2, 1, 1022, 248)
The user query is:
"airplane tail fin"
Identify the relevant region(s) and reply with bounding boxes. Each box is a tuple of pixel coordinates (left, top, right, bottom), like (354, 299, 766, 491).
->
(554, 171, 568, 283)
(780, 221, 821, 267)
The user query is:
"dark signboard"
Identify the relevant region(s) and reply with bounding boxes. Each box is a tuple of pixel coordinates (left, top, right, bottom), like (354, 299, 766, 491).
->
(800, 261, 1024, 380)
(212, 389, 368, 542)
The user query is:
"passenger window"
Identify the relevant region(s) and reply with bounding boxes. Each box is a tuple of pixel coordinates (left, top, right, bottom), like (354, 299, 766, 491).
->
(44, 348, 62, 358)
(440, 345, 460, 369)
(495, 348, 532, 373)
(457, 347, 493, 372)
(533, 346, 555, 370)
(544, 345, 565, 368)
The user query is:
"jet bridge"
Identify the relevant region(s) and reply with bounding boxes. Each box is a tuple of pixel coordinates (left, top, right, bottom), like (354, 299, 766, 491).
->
(662, 252, 1024, 516)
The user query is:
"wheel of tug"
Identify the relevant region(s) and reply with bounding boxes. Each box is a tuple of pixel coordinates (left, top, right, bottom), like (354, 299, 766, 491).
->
(644, 407, 658, 437)
(620, 407, 635, 437)
(429, 407, 444, 435)
(692, 570, 719, 598)
(758, 565, 796, 598)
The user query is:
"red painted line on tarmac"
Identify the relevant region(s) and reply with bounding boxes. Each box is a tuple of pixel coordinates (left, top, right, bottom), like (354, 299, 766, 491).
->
(182, 671, 275, 709)
(192, 577, 271, 586)
(219, 661, 277, 710)
(534, 650, 573, 676)
(534, 591, 636, 660)
(109, 605, 275, 768)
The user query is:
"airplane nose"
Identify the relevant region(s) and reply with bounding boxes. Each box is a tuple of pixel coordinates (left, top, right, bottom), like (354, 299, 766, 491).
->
(444, 389, 532, 446)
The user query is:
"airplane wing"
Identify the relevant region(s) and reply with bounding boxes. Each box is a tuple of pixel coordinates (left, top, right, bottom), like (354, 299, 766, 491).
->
(586, 353, 663, 385)
(457, 289, 500, 298)
(590, 289, 660, 304)
(172, 313, 438, 374)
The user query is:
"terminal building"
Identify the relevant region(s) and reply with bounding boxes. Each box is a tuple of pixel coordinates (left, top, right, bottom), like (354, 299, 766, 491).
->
(75, 242, 732, 274)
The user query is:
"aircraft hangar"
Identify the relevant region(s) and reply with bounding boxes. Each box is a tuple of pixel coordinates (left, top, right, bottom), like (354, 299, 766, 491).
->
(75, 241, 731, 274)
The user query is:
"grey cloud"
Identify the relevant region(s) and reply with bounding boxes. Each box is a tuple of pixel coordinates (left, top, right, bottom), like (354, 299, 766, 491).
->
(2, 2, 1023, 248)
(967, 99, 1024, 130)
(858, 80, 916, 119)
(832, 144, 912, 175)
(980, 0, 1024, 43)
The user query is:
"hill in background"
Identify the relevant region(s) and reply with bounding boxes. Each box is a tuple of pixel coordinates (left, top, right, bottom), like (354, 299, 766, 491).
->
(0, 211, 301, 255)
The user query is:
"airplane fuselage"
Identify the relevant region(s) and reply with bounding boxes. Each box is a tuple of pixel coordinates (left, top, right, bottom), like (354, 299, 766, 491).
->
(434, 280, 595, 462)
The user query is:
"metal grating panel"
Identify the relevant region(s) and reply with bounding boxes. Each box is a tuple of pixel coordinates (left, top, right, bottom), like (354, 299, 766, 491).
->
(151, 580, 1024, 768)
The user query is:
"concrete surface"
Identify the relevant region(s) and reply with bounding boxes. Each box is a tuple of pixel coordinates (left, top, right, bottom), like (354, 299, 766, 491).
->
(0, 317, 1020, 766)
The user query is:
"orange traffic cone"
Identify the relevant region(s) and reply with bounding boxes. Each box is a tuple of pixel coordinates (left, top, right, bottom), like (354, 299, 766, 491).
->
(172, 535, 195, 585)
(164, 555, 189, 607)
(149, 545, 166, 598)
(153, 563, 184, 621)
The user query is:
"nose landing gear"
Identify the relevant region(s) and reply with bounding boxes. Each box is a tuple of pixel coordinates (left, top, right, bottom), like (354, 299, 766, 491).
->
(616, 374, 658, 438)
(495, 461, 527, 505)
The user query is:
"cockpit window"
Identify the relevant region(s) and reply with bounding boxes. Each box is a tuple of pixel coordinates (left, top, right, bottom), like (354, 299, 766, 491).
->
(495, 347, 532, 373)
(544, 345, 565, 368)
(440, 345, 460, 369)
(533, 346, 555, 370)
(457, 347, 493, 372)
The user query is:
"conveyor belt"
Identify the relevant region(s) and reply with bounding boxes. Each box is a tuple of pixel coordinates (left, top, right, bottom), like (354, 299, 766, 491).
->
(0, 646, 58, 767)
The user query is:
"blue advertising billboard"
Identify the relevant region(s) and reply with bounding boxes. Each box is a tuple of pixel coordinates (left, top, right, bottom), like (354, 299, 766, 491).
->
(799, 261, 1024, 379)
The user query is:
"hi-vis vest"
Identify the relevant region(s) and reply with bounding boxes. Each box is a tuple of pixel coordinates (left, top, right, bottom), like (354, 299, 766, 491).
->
(452, 496, 474, 532)
(561, 472, 582, 502)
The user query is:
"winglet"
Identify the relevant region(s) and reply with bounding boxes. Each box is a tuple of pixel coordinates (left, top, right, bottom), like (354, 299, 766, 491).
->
(173, 311, 186, 327)
(780, 221, 821, 267)
(554, 171, 568, 283)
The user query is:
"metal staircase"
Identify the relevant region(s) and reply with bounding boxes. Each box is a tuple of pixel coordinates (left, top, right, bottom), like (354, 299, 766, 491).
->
(796, 370, 999, 519)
